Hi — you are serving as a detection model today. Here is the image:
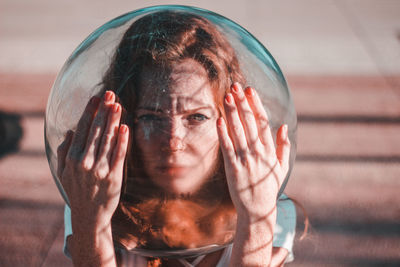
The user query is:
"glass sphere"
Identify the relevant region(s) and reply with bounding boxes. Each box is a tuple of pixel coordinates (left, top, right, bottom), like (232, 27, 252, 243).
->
(45, 5, 297, 258)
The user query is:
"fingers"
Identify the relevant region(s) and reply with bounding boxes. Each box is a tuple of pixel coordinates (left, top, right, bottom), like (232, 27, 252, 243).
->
(224, 92, 248, 155)
(216, 117, 235, 162)
(276, 124, 290, 175)
(245, 86, 275, 153)
(57, 130, 74, 178)
(109, 124, 129, 176)
(68, 96, 101, 159)
(62, 90, 127, 185)
(230, 83, 259, 149)
(81, 91, 115, 169)
(224, 83, 276, 156)
(94, 102, 122, 172)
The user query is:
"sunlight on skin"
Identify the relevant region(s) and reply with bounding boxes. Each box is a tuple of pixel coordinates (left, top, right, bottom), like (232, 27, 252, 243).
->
(58, 91, 129, 266)
(136, 59, 220, 194)
(217, 83, 290, 267)
(58, 64, 290, 266)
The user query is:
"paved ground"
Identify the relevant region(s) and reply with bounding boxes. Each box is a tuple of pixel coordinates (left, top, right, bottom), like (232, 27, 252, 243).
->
(0, 0, 399, 266)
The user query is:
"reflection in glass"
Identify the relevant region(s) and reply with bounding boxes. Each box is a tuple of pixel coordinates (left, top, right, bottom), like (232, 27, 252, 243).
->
(45, 6, 297, 258)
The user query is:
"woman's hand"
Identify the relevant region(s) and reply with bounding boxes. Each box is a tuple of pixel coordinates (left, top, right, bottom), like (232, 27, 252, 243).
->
(217, 83, 290, 266)
(217, 82, 290, 219)
(57, 91, 129, 266)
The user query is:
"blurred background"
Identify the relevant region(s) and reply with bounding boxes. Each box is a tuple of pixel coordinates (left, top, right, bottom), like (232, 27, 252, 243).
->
(0, 0, 399, 266)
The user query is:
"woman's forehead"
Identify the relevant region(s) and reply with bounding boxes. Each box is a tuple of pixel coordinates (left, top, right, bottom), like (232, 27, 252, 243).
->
(140, 58, 209, 87)
(138, 84, 216, 113)
(138, 59, 217, 111)
(170, 58, 208, 82)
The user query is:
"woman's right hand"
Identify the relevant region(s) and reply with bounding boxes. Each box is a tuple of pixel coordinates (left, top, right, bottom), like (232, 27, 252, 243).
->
(56, 91, 129, 266)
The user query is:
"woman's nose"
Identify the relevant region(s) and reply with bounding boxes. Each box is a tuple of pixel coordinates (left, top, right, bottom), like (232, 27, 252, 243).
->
(163, 118, 186, 152)
(169, 136, 185, 151)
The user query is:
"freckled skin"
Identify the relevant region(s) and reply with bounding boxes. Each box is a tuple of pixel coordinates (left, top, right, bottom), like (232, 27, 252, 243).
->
(135, 59, 220, 195)
(59, 11, 292, 266)
(111, 59, 237, 251)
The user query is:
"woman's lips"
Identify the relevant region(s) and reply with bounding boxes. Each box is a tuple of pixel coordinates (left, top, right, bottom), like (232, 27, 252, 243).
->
(157, 165, 188, 176)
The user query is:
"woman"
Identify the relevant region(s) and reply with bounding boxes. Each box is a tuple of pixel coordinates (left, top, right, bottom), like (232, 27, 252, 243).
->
(58, 10, 296, 266)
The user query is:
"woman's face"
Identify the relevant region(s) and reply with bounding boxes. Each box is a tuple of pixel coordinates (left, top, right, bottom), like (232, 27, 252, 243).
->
(135, 58, 220, 194)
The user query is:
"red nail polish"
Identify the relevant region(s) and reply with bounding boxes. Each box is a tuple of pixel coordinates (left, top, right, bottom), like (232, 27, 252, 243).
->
(231, 83, 239, 93)
(233, 82, 243, 93)
(105, 91, 113, 101)
(120, 125, 128, 133)
(225, 93, 234, 104)
(217, 117, 224, 127)
(245, 87, 254, 96)
(113, 103, 120, 113)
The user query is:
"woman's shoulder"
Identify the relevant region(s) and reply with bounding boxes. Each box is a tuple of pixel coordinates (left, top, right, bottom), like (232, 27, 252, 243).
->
(275, 193, 296, 262)
(277, 193, 296, 218)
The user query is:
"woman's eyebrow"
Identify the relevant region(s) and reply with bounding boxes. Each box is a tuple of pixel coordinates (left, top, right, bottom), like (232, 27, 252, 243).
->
(137, 105, 216, 114)
(181, 106, 216, 114)
(136, 106, 165, 113)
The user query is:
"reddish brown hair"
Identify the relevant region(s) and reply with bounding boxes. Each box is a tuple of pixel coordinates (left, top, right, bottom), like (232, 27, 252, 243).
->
(102, 10, 245, 251)
(103, 10, 245, 119)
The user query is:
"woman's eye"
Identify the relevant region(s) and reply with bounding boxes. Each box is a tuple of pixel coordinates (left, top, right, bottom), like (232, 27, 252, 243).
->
(187, 113, 209, 122)
(138, 114, 161, 121)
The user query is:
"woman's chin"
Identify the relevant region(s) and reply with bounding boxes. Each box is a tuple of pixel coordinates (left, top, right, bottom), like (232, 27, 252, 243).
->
(152, 175, 205, 196)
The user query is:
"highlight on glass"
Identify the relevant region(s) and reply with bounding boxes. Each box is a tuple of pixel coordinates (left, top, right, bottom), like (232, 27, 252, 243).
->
(45, 5, 297, 258)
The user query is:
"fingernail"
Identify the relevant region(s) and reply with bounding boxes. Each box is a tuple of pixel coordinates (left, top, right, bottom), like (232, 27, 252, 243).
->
(245, 87, 254, 96)
(217, 117, 224, 127)
(225, 93, 234, 104)
(231, 82, 241, 94)
(120, 124, 128, 134)
(105, 91, 113, 101)
(113, 103, 120, 113)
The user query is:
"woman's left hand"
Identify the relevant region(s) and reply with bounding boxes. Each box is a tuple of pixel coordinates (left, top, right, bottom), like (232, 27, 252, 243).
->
(217, 82, 291, 222)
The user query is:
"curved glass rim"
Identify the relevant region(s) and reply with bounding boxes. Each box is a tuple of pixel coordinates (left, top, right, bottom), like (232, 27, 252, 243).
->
(44, 4, 297, 257)
(115, 242, 232, 258)
(45, 4, 296, 206)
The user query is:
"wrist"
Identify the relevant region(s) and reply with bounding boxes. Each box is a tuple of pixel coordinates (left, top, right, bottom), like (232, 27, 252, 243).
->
(235, 196, 277, 225)
(236, 203, 277, 230)
(231, 206, 277, 267)
(70, 224, 116, 267)
(70, 208, 112, 236)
